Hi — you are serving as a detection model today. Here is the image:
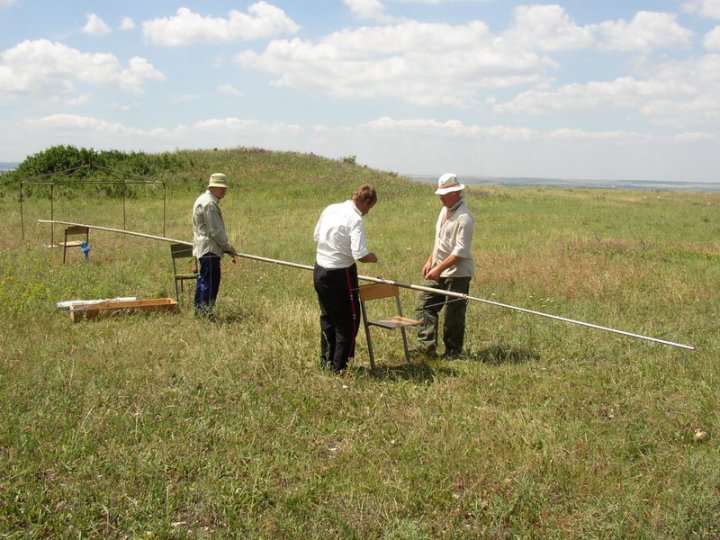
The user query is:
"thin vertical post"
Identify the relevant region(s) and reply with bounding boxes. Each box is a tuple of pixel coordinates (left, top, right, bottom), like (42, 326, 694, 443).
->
(122, 179, 127, 230)
(50, 183, 55, 247)
(20, 181, 25, 239)
(163, 182, 167, 237)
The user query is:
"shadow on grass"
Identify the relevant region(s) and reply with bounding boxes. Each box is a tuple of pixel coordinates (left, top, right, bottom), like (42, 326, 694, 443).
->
(466, 344, 540, 365)
(354, 362, 458, 383)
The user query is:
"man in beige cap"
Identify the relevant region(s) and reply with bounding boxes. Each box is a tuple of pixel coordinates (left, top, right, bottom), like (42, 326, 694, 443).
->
(413, 173, 475, 358)
(192, 173, 238, 317)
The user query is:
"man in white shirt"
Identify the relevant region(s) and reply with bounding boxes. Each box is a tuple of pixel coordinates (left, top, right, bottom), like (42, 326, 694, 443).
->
(414, 173, 475, 359)
(313, 184, 378, 373)
(192, 173, 238, 317)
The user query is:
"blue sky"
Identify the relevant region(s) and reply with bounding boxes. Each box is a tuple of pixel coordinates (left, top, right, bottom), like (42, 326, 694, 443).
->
(1, 0, 719, 182)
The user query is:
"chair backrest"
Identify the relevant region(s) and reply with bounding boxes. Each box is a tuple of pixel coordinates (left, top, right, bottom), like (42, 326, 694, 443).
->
(359, 283, 400, 302)
(65, 225, 89, 238)
(170, 243, 194, 259)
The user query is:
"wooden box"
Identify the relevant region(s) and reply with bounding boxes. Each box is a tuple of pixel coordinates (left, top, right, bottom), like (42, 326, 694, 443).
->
(69, 298, 178, 322)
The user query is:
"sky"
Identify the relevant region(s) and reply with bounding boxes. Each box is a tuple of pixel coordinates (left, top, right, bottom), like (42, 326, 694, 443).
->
(1, 0, 720, 183)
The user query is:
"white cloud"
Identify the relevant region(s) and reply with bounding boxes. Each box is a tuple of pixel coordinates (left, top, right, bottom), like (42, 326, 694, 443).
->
(593, 11, 693, 51)
(0, 39, 165, 97)
(503, 5, 595, 51)
(704, 26, 720, 48)
(218, 83, 243, 97)
(502, 7, 692, 52)
(344, 0, 399, 23)
(120, 17, 136, 31)
(235, 20, 550, 107)
(0, 0, 17, 7)
(493, 54, 720, 128)
(233, 8, 697, 109)
(683, 0, 720, 19)
(82, 13, 112, 36)
(19, 114, 304, 154)
(311, 116, 719, 181)
(142, 2, 299, 47)
(494, 78, 693, 115)
(386, 0, 494, 3)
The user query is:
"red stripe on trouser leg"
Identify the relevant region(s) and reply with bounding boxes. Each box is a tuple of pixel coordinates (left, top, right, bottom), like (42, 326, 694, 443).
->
(344, 266, 357, 358)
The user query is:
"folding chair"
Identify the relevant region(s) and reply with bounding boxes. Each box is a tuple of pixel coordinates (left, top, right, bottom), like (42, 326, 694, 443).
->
(170, 243, 198, 301)
(59, 226, 89, 264)
(358, 283, 421, 369)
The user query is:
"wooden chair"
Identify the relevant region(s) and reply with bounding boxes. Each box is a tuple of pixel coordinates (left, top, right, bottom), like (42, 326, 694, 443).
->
(60, 226, 89, 264)
(358, 283, 421, 369)
(170, 243, 198, 301)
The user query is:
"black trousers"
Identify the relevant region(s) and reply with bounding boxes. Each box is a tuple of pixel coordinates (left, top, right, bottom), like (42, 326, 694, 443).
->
(313, 263, 360, 372)
(194, 254, 221, 314)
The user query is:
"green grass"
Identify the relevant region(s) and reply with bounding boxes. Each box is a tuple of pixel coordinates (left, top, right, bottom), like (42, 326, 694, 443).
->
(1, 149, 718, 538)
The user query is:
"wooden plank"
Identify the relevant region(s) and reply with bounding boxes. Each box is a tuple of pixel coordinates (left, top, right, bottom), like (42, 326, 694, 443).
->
(69, 298, 178, 322)
(368, 316, 421, 329)
(358, 283, 400, 301)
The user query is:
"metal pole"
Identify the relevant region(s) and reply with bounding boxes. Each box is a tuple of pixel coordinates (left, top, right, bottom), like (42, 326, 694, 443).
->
(20, 181, 25, 240)
(39, 220, 188, 245)
(162, 182, 167, 238)
(37, 219, 696, 351)
(122, 179, 127, 230)
(50, 183, 54, 247)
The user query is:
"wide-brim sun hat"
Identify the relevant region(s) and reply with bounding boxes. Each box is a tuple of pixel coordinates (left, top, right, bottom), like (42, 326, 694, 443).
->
(435, 173, 465, 195)
(208, 173, 228, 188)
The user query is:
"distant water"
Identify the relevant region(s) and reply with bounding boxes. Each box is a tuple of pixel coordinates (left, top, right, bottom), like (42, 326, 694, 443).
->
(0, 162, 19, 172)
(409, 174, 720, 192)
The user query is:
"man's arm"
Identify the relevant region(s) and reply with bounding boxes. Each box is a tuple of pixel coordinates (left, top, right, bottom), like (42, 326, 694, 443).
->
(205, 204, 237, 256)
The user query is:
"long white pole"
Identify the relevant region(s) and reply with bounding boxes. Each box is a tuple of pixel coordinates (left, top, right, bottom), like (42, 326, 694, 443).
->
(39, 219, 695, 350)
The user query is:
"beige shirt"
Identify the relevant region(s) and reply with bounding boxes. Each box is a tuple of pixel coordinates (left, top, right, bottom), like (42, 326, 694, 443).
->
(433, 199, 475, 278)
(192, 190, 234, 257)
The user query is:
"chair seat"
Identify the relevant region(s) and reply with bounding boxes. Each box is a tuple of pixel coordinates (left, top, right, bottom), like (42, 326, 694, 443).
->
(60, 240, 85, 247)
(368, 316, 421, 329)
(359, 283, 421, 369)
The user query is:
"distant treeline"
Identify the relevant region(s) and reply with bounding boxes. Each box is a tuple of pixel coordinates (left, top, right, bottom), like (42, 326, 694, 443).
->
(0, 145, 209, 199)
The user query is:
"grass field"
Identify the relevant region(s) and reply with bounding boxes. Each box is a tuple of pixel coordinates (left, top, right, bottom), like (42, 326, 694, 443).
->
(1, 149, 718, 538)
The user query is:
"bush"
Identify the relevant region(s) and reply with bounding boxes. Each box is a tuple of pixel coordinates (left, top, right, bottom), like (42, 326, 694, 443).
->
(2, 146, 190, 199)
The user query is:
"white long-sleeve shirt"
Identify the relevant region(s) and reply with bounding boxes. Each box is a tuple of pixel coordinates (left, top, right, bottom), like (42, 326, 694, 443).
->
(313, 200, 370, 269)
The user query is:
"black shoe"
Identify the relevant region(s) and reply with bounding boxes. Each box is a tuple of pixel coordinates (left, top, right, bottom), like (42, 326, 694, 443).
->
(442, 350, 462, 360)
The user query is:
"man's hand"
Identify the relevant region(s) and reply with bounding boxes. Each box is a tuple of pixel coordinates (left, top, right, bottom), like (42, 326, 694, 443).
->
(425, 266, 442, 282)
(422, 260, 433, 278)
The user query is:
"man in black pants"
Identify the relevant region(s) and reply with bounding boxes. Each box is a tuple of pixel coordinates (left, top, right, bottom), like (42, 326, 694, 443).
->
(313, 184, 378, 374)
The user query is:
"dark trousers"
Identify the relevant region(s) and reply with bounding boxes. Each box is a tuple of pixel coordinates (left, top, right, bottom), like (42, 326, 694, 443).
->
(414, 276, 471, 356)
(313, 264, 360, 373)
(194, 254, 221, 313)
